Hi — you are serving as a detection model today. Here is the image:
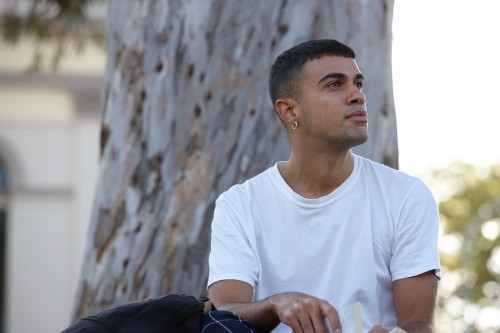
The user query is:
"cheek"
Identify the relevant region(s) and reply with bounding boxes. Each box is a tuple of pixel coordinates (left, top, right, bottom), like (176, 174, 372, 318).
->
(317, 100, 342, 118)
(301, 96, 342, 122)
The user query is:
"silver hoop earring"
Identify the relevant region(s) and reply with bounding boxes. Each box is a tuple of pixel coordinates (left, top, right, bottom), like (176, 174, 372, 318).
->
(292, 121, 297, 130)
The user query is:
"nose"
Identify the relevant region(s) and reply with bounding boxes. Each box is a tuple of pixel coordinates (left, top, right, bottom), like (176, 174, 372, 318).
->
(347, 84, 366, 105)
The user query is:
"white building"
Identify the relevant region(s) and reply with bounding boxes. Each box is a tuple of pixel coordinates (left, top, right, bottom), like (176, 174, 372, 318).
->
(0, 34, 105, 332)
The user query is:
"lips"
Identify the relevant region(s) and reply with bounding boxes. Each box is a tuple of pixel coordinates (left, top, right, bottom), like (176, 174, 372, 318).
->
(345, 110, 368, 121)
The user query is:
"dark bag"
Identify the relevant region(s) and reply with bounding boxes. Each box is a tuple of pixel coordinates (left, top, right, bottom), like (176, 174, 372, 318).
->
(201, 310, 259, 333)
(61, 294, 212, 333)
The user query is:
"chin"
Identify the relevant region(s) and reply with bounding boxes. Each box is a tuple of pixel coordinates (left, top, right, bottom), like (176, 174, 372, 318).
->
(350, 137, 368, 148)
(343, 131, 368, 149)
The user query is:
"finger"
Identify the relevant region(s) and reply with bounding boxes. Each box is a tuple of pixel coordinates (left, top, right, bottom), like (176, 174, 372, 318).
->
(368, 325, 390, 333)
(286, 314, 304, 333)
(299, 298, 326, 333)
(319, 301, 341, 332)
(310, 310, 328, 333)
(298, 314, 315, 333)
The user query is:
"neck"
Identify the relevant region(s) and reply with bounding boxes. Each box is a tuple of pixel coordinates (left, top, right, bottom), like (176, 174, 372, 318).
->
(278, 142, 355, 199)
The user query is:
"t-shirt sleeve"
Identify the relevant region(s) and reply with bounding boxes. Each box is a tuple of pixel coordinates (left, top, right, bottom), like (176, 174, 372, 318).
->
(390, 179, 441, 281)
(207, 197, 259, 289)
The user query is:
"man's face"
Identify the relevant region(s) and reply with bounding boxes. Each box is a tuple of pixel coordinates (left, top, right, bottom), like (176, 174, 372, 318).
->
(295, 55, 368, 148)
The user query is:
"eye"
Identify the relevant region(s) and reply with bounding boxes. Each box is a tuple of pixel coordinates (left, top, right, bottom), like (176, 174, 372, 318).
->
(355, 81, 364, 90)
(327, 81, 341, 88)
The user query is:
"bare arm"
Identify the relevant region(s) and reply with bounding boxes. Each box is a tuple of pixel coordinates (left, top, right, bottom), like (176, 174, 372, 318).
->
(209, 280, 341, 333)
(394, 270, 438, 333)
(368, 270, 438, 333)
(208, 280, 278, 332)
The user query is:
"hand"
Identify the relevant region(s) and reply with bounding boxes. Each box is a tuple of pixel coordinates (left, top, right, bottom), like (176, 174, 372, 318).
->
(270, 292, 340, 333)
(368, 325, 390, 333)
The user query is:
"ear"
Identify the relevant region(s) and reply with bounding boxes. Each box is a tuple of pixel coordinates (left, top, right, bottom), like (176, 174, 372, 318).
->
(275, 98, 300, 126)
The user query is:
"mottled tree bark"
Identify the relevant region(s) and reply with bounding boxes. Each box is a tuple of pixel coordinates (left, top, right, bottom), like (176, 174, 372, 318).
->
(73, 0, 397, 320)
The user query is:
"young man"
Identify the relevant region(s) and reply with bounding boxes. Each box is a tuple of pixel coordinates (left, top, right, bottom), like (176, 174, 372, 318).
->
(207, 40, 441, 333)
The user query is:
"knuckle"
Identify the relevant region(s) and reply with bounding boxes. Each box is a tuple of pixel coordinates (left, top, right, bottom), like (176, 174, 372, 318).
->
(291, 303, 302, 313)
(319, 299, 330, 307)
(324, 305, 337, 316)
(304, 298, 315, 308)
(282, 309, 294, 322)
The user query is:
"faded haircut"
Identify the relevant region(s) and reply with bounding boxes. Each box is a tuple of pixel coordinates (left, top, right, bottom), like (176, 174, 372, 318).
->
(268, 39, 356, 108)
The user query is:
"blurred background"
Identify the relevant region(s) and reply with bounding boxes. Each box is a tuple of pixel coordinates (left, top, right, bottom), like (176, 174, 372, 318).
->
(0, 0, 499, 332)
(0, 1, 106, 332)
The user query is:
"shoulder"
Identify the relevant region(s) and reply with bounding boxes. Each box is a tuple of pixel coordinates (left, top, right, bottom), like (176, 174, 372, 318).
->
(355, 154, 424, 188)
(217, 164, 277, 205)
(212, 165, 277, 230)
(354, 154, 434, 203)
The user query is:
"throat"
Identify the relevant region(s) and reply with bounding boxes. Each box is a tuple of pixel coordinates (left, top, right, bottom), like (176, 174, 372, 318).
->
(278, 152, 354, 199)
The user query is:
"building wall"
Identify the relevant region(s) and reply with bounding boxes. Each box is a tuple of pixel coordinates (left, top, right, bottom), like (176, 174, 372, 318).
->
(0, 39, 103, 333)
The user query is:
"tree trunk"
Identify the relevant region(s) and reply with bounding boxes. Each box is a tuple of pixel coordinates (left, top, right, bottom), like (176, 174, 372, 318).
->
(73, 0, 397, 319)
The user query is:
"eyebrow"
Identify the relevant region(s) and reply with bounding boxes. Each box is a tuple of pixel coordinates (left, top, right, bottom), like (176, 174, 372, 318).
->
(317, 73, 365, 85)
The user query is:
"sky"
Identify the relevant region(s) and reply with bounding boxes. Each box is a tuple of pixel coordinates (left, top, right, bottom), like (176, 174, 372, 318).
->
(392, 0, 500, 177)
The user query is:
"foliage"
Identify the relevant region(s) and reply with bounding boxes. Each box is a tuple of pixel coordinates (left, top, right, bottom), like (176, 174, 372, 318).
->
(427, 163, 500, 333)
(0, 0, 106, 72)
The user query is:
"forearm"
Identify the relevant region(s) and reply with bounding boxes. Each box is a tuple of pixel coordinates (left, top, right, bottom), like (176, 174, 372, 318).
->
(210, 282, 341, 333)
(393, 272, 437, 333)
(400, 321, 434, 333)
(217, 296, 280, 333)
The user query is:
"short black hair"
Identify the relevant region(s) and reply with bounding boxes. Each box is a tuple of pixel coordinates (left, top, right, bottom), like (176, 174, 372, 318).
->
(268, 39, 356, 107)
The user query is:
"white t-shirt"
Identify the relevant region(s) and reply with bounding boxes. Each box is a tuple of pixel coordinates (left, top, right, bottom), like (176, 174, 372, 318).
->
(208, 154, 441, 332)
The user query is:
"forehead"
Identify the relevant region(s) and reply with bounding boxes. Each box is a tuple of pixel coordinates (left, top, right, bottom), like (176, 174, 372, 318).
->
(300, 56, 361, 83)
